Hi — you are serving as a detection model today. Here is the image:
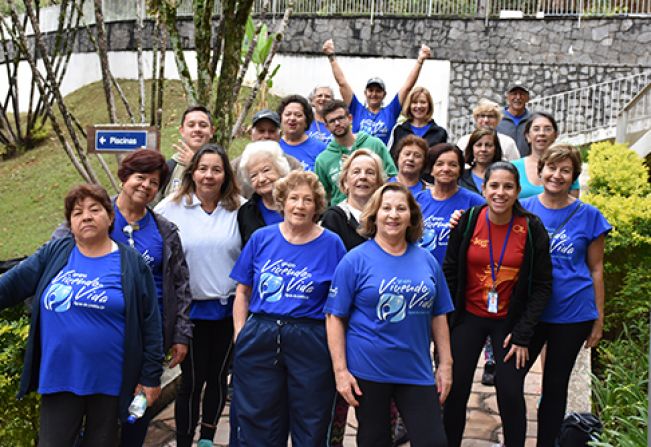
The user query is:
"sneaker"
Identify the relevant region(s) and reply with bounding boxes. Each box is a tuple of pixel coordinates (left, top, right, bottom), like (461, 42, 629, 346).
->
(481, 361, 496, 386)
(392, 419, 409, 446)
(197, 439, 213, 447)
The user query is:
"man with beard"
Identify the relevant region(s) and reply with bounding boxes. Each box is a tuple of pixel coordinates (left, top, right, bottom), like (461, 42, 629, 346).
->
(315, 100, 396, 205)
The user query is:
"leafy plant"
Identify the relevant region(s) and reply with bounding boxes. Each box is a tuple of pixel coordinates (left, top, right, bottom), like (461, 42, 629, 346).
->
(0, 306, 39, 446)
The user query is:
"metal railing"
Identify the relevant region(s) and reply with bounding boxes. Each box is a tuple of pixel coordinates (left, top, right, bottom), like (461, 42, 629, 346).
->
(54, 0, 651, 20)
(616, 82, 651, 144)
(448, 71, 651, 145)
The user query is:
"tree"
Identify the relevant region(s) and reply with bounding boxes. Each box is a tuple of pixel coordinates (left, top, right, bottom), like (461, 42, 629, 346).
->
(150, 0, 291, 149)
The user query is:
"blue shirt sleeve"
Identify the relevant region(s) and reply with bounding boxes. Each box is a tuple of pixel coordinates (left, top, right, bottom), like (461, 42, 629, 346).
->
(429, 255, 454, 316)
(230, 232, 256, 286)
(387, 94, 402, 117)
(324, 254, 356, 318)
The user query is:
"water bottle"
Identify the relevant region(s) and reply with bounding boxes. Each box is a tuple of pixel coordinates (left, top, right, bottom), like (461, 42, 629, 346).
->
(127, 392, 148, 424)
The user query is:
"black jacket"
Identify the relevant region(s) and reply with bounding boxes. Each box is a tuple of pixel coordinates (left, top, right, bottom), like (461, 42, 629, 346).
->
(237, 193, 267, 247)
(443, 205, 552, 347)
(320, 205, 367, 251)
(389, 119, 448, 160)
(459, 170, 481, 195)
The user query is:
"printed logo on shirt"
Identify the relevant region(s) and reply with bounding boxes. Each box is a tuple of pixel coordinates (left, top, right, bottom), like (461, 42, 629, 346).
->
(141, 249, 155, 268)
(419, 217, 450, 251)
(376, 277, 433, 322)
(328, 160, 344, 185)
(359, 119, 387, 138)
(44, 269, 111, 312)
(261, 259, 315, 300)
(549, 228, 575, 259)
(328, 286, 338, 299)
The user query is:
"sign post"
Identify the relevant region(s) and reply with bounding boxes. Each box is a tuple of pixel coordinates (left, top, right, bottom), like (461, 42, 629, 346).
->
(87, 125, 160, 154)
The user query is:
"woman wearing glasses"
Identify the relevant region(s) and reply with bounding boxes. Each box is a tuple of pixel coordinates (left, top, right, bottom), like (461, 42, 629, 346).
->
(155, 145, 242, 447)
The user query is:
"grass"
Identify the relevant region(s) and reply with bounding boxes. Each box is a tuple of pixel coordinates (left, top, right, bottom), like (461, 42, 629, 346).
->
(0, 79, 280, 259)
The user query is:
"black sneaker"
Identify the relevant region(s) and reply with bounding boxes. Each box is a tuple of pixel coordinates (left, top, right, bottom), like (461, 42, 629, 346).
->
(481, 361, 496, 386)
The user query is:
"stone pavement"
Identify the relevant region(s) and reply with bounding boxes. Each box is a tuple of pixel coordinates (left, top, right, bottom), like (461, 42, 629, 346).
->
(145, 349, 591, 446)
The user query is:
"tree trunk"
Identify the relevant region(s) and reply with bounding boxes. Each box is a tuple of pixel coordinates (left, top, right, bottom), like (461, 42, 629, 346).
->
(136, 0, 146, 123)
(162, 2, 197, 104)
(194, 0, 215, 105)
(93, 0, 117, 123)
(213, 0, 255, 148)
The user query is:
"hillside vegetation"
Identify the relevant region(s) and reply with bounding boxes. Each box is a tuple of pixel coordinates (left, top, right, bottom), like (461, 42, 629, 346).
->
(0, 80, 279, 259)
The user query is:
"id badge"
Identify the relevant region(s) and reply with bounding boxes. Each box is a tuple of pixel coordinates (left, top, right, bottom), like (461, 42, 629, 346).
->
(487, 288, 498, 314)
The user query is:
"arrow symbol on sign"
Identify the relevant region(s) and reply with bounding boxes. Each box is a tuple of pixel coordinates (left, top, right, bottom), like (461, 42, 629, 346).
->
(99, 136, 106, 144)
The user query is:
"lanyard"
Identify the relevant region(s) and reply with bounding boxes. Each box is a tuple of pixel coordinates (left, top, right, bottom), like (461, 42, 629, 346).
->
(486, 211, 514, 289)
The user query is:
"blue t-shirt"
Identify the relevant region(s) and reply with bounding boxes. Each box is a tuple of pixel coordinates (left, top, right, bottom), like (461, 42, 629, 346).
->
(307, 120, 333, 145)
(257, 199, 283, 226)
(512, 158, 580, 199)
(410, 122, 432, 138)
(230, 225, 346, 319)
(39, 247, 125, 396)
(472, 172, 484, 192)
(111, 206, 164, 309)
(415, 188, 485, 265)
(387, 176, 425, 196)
(350, 94, 402, 144)
(325, 240, 454, 385)
(279, 136, 326, 172)
(521, 197, 611, 323)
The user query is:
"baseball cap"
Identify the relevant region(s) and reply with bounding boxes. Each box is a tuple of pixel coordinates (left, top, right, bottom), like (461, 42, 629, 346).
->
(365, 77, 386, 91)
(252, 109, 280, 127)
(507, 84, 529, 94)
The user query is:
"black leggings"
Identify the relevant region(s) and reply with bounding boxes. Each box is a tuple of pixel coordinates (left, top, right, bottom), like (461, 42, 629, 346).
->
(527, 320, 593, 447)
(354, 378, 447, 447)
(39, 392, 118, 447)
(444, 314, 529, 447)
(175, 318, 233, 447)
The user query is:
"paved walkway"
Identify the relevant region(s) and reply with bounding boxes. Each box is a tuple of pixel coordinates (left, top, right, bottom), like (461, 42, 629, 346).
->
(145, 349, 591, 446)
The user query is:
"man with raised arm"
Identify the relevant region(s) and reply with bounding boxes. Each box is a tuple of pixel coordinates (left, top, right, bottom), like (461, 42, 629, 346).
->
(322, 39, 431, 145)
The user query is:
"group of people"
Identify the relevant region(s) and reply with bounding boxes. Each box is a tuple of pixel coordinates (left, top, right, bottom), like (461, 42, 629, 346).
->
(0, 40, 611, 447)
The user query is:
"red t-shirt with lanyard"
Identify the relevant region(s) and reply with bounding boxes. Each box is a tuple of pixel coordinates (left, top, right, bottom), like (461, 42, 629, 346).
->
(465, 208, 528, 319)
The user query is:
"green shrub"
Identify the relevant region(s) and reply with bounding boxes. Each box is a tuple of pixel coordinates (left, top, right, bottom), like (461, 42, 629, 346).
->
(0, 307, 39, 446)
(591, 321, 648, 447)
(583, 141, 650, 446)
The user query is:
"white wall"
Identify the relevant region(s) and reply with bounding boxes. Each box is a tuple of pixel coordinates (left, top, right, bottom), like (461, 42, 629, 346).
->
(0, 51, 450, 126)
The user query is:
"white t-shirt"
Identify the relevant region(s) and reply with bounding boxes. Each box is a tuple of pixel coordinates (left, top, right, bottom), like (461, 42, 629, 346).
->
(155, 193, 241, 300)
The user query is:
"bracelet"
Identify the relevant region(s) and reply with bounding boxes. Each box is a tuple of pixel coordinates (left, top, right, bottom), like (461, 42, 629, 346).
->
(328, 53, 336, 62)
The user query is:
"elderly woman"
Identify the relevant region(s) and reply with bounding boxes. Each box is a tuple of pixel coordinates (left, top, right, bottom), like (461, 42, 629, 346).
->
(456, 98, 520, 162)
(155, 145, 241, 447)
(388, 87, 448, 158)
(459, 127, 504, 195)
(237, 141, 291, 246)
(387, 134, 429, 196)
(513, 112, 580, 199)
(230, 171, 346, 446)
(325, 183, 453, 447)
(443, 162, 552, 447)
(321, 149, 386, 250)
(0, 184, 163, 446)
(415, 143, 484, 265)
(521, 145, 610, 447)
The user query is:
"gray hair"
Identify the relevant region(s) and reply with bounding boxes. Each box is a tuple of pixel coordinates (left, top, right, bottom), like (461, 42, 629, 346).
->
(308, 85, 335, 102)
(239, 140, 291, 187)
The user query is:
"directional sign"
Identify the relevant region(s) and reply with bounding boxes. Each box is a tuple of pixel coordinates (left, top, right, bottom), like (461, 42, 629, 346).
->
(87, 125, 160, 154)
(96, 130, 147, 151)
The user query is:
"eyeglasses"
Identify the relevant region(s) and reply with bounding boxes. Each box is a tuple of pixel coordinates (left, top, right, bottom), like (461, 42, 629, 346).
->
(326, 114, 348, 125)
(122, 224, 135, 248)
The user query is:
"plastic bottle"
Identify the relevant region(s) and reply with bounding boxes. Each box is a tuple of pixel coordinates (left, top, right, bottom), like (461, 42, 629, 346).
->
(127, 392, 148, 424)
